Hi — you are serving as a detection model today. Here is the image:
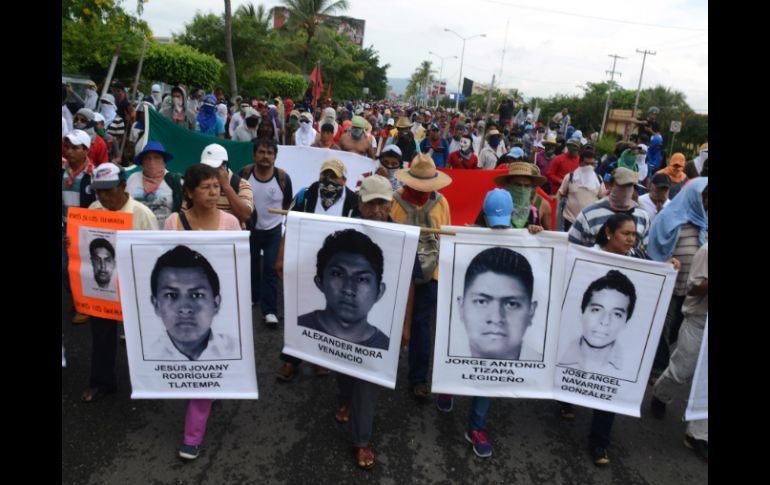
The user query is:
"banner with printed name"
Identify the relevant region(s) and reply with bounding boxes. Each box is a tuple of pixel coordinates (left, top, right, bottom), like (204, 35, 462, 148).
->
(685, 317, 708, 421)
(116, 231, 258, 399)
(431, 226, 568, 399)
(67, 207, 132, 320)
(282, 211, 420, 389)
(553, 245, 677, 417)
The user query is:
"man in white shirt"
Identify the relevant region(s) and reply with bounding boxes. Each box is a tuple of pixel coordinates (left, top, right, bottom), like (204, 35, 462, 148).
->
(638, 173, 672, 224)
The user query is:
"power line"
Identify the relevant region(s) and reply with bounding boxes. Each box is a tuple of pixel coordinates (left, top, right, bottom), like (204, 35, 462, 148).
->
(477, 0, 707, 32)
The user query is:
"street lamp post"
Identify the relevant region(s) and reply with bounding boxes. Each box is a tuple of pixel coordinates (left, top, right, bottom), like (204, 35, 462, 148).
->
(444, 29, 486, 112)
(429, 51, 458, 108)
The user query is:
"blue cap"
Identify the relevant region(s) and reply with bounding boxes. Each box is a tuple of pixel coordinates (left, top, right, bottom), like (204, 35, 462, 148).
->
(482, 189, 514, 227)
(508, 147, 525, 159)
(134, 140, 174, 166)
(430, 122, 440, 131)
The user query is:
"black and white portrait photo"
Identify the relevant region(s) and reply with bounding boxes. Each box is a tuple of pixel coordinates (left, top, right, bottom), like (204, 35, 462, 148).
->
(116, 231, 258, 399)
(298, 229, 390, 350)
(282, 212, 420, 389)
(79, 227, 119, 302)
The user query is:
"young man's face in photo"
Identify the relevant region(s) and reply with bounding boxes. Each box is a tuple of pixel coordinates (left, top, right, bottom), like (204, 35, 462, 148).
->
(580, 288, 630, 347)
(152, 267, 221, 344)
(91, 247, 115, 288)
(315, 252, 385, 326)
(459, 271, 537, 360)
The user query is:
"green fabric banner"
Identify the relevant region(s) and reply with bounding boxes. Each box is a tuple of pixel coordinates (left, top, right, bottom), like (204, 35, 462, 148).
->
(146, 108, 254, 174)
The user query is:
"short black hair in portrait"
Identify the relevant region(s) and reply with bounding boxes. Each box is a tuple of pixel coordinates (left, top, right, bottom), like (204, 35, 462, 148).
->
(464, 247, 534, 300)
(150, 246, 221, 298)
(316, 229, 384, 286)
(89, 237, 115, 258)
(581, 270, 636, 320)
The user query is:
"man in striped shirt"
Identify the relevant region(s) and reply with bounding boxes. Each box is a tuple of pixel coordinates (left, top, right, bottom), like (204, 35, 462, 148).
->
(567, 167, 651, 250)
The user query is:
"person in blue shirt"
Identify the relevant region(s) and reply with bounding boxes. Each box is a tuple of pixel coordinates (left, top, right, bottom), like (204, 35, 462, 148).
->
(419, 122, 450, 168)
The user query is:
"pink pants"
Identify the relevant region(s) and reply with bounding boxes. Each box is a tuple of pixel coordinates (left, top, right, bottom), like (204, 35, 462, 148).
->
(184, 399, 213, 446)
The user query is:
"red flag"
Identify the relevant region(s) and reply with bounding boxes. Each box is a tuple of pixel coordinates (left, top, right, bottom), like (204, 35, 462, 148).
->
(326, 81, 332, 103)
(310, 65, 324, 108)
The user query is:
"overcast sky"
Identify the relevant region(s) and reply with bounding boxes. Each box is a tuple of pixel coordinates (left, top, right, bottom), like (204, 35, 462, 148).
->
(140, 0, 708, 112)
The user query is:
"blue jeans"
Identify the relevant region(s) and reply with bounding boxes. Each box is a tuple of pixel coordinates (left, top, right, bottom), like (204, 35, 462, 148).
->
(90, 317, 118, 391)
(249, 225, 282, 315)
(468, 397, 492, 431)
(409, 280, 438, 385)
(652, 294, 686, 374)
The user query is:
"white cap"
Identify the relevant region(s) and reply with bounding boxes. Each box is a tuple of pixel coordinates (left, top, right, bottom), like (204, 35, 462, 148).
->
(93, 112, 105, 124)
(92, 163, 126, 189)
(100, 93, 116, 106)
(151, 84, 161, 93)
(200, 143, 228, 168)
(637, 143, 648, 153)
(64, 129, 91, 149)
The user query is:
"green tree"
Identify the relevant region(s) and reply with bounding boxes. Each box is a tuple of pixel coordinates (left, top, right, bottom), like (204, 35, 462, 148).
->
(405, 61, 433, 103)
(279, 0, 350, 73)
(142, 43, 224, 89)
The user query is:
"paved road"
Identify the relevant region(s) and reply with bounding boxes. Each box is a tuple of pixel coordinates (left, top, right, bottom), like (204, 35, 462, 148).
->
(62, 298, 707, 485)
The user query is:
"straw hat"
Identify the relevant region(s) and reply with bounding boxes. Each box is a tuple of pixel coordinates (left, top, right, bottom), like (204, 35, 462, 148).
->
(395, 153, 452, 192)
(395, 117, 412, 129)
(493, 161, 547, 187)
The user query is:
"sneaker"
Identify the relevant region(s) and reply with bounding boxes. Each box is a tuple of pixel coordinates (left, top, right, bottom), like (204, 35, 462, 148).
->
(72, 312, 90, 324)
(276, 362, 296, 382)
(650, 396, 666, 419)
(411, 383, 430, 400)
(264, 313, 279, 329)
(179, 444, 200, 460)
(683, 434, 708, 462)
(436, 394, 454, 412)
(592, 447, 610, 466)
(465, 430, 493, 458)
(559, 402, 576, 420)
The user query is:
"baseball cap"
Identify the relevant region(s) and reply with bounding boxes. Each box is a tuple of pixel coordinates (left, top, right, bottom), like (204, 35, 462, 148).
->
(352, 116, 366, 129)
(508, 147, 525, 159)
(385, 118, 395, 126)
(430, 122, 440, 131)
(483, 189, 514, 228)
(650, 173, 672, 188)
(100, 93, 116, 106)
(359, 175, 393, 202)
(200, 143, 228, 168)
(300, 112, 313, 122)
(64, 129, 91, 149)
(92, 163, 126, 190)
(636, 143, 648, 153)
(320, 158, 346, 178)
(611, 167, 640, 186)
(92, 112, 105, 124)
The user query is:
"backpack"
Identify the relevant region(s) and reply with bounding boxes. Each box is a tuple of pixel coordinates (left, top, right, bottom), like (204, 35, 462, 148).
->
(392, 191, 442, 285)
(238, 164, 289, 230)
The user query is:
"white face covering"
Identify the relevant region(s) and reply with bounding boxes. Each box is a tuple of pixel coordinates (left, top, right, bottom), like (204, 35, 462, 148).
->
(636, 155, 648, 181)
(572, 165, 600, 190)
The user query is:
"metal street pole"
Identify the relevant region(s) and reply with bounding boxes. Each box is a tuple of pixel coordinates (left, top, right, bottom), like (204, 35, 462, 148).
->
(429, 51, 457, 109)
(444, 29, 486, 112)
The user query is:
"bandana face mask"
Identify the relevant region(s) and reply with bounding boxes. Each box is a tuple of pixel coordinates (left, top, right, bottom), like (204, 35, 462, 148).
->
(319, 178, 344, 209)
(350, 128, 364, 140)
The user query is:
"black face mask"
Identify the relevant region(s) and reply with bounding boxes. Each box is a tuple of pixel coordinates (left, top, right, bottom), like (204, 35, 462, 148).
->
(246, 118, 259, 128)
(319, 177, 344, 209)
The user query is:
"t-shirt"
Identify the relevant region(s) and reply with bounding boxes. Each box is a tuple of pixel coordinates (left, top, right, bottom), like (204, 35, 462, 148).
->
(89, 195, 159, 231)
(681, 242, 708, 317)
(248, 173, 284, 230)
(558, 174, 605, 224)
(125, 172, 176, 228)
(638, 193, 670, 224)
(200, 117, 226, 137)
(298, 310, 390, 350)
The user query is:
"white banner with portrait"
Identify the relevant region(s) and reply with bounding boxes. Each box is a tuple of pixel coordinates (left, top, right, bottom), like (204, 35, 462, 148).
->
(282, 211, 420, 389)
(275, 145, 380, 196)
(431, 227, 568, 399)
(685, 317, 708, 421)
(553, 245, 677, 417)
(116, 231, 258, 399)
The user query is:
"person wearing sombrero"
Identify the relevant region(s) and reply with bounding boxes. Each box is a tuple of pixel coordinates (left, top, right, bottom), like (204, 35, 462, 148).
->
(390, 153, 452, 400)
(534, 133, 559, 190)
(478, 129, 504, 169)
(473, 161, 546, 233)
(125, 141, 183, 228)
(386, 116, 420, 164)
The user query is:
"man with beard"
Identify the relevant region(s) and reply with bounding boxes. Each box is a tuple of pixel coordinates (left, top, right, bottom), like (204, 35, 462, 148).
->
(339, 116, 376, 158)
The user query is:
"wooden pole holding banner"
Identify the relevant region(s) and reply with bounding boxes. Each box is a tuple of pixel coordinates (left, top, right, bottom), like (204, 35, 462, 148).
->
(100, 45, 121, 99)
(267, 209, 457, 235)
(118, 38, 148, 162)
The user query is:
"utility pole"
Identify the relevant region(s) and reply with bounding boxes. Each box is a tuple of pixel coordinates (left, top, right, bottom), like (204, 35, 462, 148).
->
(599, 54, 626, 141)
(484, 74, 496, 121)
(632, 49, 656, 118)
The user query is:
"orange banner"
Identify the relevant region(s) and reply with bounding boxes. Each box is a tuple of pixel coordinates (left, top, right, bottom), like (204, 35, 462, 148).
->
(67, 207, 133, 320)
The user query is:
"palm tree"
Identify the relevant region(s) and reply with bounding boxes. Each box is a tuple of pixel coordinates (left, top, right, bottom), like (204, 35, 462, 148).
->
(236, 2, 273, 31)
(224, 0, 237, 97)
(279, 0, 350, 73)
